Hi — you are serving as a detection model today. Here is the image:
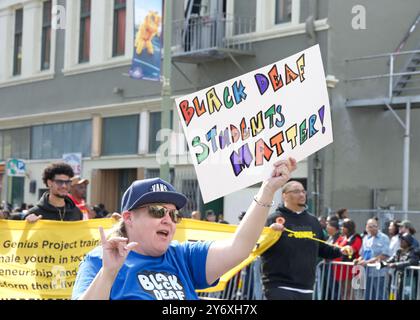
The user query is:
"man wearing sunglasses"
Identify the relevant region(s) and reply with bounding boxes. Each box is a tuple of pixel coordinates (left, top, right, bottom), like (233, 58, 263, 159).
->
(261, 181, 351, 300)
(24, 162, 83, 222)
(72, 158, 297, 300)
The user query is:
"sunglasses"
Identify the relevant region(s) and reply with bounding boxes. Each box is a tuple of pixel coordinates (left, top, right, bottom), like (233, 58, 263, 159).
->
(139, 205, 182, 224)
(52, 179, 72, 186)
(286, 189, 307, 195)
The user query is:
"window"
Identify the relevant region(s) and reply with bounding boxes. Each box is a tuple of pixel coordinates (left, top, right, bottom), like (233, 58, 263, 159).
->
(10, 176, 24, 208)
(0, 128, 31, 160)
(0, 173, 3, 202)
(79, 0, 91, 63)
(31, 121, 92, 159)
(148, 111, 174, 154)
(181, 179, 200, 213)
(117, 168, 138, 208)
(41, 0, 52, 70)
(275, 0, 292, 24)
(102, 115, 139, 156)
(145, 168, 175, 185)
(13, 8, 23, 76)
(232, 0, 256, 35)
(225, 0, 298, 38)
(113, 0, 126, 57)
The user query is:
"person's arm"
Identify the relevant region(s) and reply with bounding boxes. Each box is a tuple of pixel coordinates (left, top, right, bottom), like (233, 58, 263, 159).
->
(386, 251, 398, 264)
(87, 206, 97, 219)
(318, 242, 343, 259)
(372, 237, 391, 263)
(72, 253, 103, 300)
(360, 254, 388, 265)
(205, 158, 297, 285)
(77, 268, 119, 300)
(354, 240, 365, 264)
(24, 208, 43, 223)
(318, 242, 354, 260)
(75, 207, 84, 220)
(343, 236, 363, 261)
(389, 250, 419, 270)
(77, 227, 137, 300)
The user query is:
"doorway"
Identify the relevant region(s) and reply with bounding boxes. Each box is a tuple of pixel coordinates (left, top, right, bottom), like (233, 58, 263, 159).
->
(90, 168, 140, 213)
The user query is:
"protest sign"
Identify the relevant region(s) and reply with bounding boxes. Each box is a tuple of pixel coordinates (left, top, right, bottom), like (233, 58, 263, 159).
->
(176, 45, 333, 203)
(62, 153, 82, 176)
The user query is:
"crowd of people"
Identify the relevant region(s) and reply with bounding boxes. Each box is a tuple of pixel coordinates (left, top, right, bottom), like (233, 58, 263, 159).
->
(190, 209, 229, 224)
(0, 202, 33, 220)
(316, 211, 420, 300)
(0, 163, 111, 222)
(0, 161, 249, 228)
(1, 160, 420, 301)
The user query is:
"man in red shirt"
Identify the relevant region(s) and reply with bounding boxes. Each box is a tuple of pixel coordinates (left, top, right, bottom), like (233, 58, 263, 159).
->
(69, 176, 94, 220)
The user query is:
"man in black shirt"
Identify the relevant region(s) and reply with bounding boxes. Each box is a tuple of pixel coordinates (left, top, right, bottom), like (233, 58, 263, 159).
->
(261, 181, 350, 300)
(24, 162, 83, 222)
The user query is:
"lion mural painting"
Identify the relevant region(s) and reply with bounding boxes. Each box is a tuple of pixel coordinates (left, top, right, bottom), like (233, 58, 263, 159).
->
(135, 11, 161, 55)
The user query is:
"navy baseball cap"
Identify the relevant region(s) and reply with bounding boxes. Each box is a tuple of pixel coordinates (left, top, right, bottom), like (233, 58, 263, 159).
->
(121, 178, 188, 212)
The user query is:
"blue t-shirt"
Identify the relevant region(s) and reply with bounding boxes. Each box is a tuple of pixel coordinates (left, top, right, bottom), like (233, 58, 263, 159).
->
(72, 240, 217, 300)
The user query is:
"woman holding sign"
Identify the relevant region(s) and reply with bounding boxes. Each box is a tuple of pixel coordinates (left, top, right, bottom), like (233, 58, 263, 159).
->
(72, 158, 296, 300)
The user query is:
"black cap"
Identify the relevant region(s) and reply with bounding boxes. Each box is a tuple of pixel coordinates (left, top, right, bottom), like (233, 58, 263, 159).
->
(400, 232, 415, 246)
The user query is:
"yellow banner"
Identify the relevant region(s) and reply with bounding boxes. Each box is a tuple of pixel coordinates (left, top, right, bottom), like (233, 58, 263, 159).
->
(173, 219, 281, 293)
(0, 218, 280, 299)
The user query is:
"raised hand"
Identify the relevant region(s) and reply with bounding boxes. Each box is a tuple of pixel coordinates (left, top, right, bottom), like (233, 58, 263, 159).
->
(264, 157, 297, 195)
(99, 227, 138, 277)
(270, 216, 286, 232)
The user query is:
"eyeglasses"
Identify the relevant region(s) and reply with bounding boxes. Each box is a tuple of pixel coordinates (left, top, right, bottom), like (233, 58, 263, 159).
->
(139, 205, 182, 224)
(286, 189, 307, 195)
(53, 179, 72, 186)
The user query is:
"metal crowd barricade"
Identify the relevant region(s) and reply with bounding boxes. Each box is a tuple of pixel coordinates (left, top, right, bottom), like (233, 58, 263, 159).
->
(198, 257, 264, 300)
(200, 259, 420, 300)
(313, 260, 400, 300)
(401, 266, 420, 300)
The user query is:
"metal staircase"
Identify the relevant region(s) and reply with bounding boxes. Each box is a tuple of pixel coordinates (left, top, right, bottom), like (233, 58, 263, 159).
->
(392, 13, 420, 96)
(344, 11, 420, 219)
(345, 11, 420, 106)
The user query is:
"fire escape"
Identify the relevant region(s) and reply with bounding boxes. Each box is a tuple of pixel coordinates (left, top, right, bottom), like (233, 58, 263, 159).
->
(345, 12, 420, 217)
(172, 0, 255, 75)
(170, 0, 255, 211)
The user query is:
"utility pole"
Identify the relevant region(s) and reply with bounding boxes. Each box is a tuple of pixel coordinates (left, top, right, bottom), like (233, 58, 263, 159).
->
(402, 100, 411, 220)
(160, 0, 172, 182)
